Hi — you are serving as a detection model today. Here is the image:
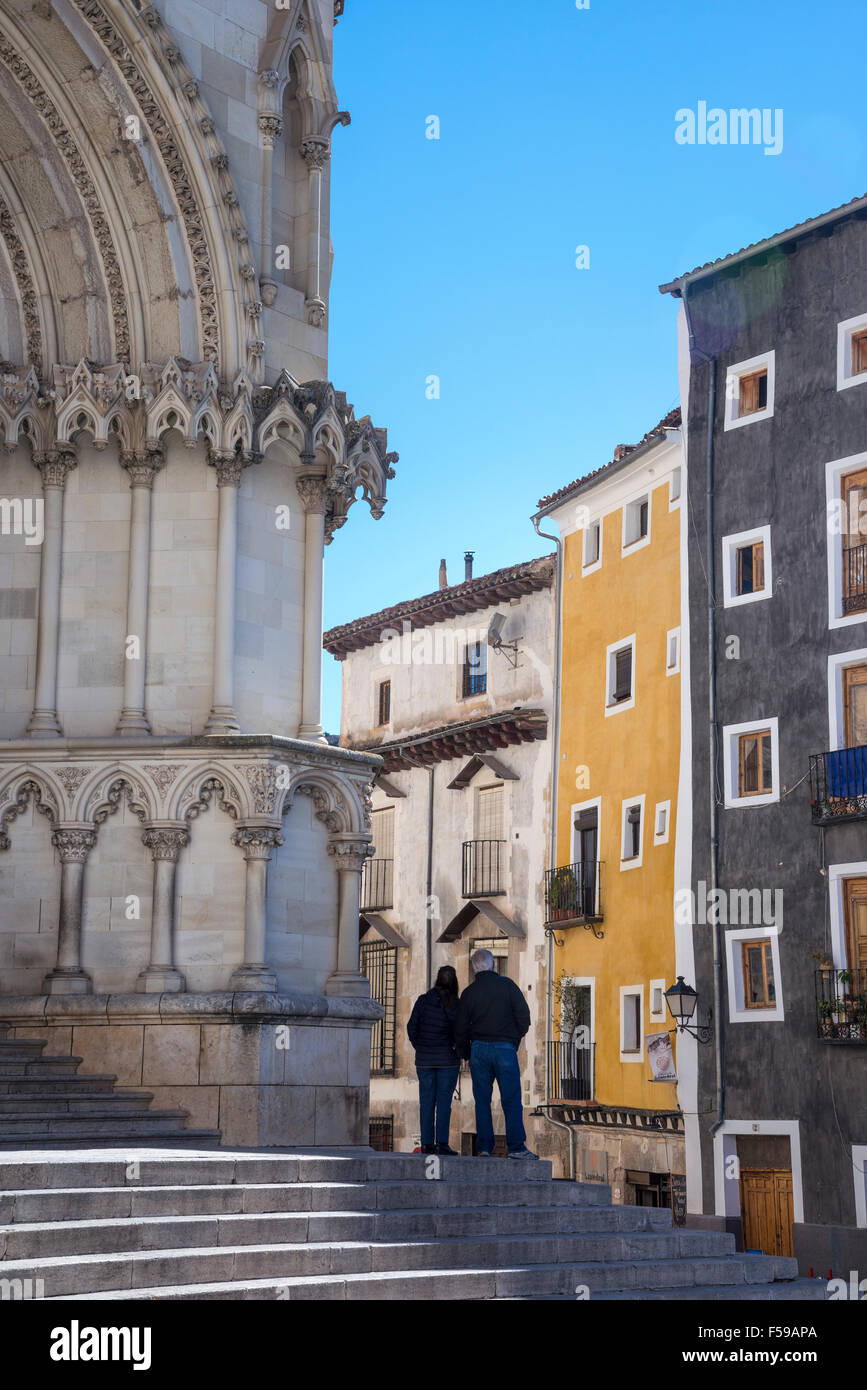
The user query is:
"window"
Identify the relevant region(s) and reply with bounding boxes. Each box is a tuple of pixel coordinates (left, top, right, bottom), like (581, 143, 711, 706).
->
(841, 468, 867, 617)
(739, 730, 773, 797)
(723, 718, 780, 809)
(653, 801, 670, 845)
(837, 313, 867, 391)
(572, 801, 600, 917)
(377, 679, 391, 726)
(362, 806, 394, 910)
(605, 636, 635, 713)
(742, 940, 776, 1008)
(620, 796, 645, 869)
(722, 526, 772, 608)
(620, 988, 643, 1058)
(472, 936, 508, 976)
(462, 639, 486, 697)
(724, 352, 775, 430)
(624, 495, 650, 549)
(649, 979, 666, 1022)
(369, 1116, 394, 1151)
(464, 785, 505, 896)
(666, 628, 680, 674)
(475, 783, 503, 840)
(583, 519, 601, 570)
(360, 940, 397, 1074)
(669, 467, 682, 505)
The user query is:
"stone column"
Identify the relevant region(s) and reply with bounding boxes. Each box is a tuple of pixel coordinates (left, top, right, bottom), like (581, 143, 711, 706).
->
(28, 449, 77, 737)
(43, 827, 96, 995)
(257, 79, 282, 309)
(137, 826, 189, 993)
(295, 474, 328, 743)
(300, 138, 329, 328)
(205, 453, 242, 735)
(117, 452, 161, 735)
(325, 835, 373, 998)
(229, 825, 284, 991)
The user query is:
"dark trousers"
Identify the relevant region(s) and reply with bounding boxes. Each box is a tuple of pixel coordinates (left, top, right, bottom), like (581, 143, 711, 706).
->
(416, 1065, 459, 1147)
(469, 1040, 526, 1153)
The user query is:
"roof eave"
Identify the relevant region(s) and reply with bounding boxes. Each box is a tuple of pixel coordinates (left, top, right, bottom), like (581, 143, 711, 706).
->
(534, 425, 681, 520)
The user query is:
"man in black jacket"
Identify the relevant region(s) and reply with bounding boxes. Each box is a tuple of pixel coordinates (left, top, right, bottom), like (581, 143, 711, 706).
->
(453, 948, 537, 1159)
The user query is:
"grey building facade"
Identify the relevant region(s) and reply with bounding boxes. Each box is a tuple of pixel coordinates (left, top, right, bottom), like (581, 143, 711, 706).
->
(663, 197, 867, 1273)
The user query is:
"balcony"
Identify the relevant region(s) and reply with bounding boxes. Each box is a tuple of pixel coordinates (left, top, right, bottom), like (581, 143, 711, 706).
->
(544, 861, 603, 937)
(462, 840, 506, 897)
(815, 968, 867, 1042)
(809, 747, 867, 825)
(360, 857, 394, 912)
(547, 1039, 595, 1103)
(843, 543, 867, 616)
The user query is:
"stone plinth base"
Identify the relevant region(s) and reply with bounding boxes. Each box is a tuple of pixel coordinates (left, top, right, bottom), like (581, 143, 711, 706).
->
(0, 991, 384, 1148)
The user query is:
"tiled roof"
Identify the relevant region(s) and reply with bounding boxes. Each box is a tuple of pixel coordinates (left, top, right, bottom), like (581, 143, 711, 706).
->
(659, 192, 867, 294)
(349, 708, 549, 772)
(322, 554, 555, 658)
(536, 407, 681, 512)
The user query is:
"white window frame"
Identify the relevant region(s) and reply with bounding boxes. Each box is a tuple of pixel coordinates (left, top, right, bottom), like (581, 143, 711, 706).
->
(837, 312, 867, 393)
(560, 976, 596, 1100)
(827, 647, 867, 751)
(649, 978, 667, 1023)
(619, 985, 644, 1062)
(582, 518, 602, 576)
(669, 467, 682, 509)
(653, 800, 671, 846)
(723, 350, 775, 431)
(665, 627, 680, 675)
(620, 794, 645, 870)
(854, 1145, 867, 1229)
(605, 634, 636, 716)
(721, 525, 772, 608)
(622, 493, 651, 554)
(570, 796, 602, 866)
(825, 449, 867, 630)
(713, 1121, 804, 1225)
(725, 926, 784, 1022)
(723, 716, 780, 809)
(828, 860, 867, 970)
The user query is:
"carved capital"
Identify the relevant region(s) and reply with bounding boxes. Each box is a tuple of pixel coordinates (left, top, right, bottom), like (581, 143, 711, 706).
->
(232, 826, 284, 860)
(52, 828, 96, 864)
(258, 68, 281, 90)
(142, 827, 189, 862)
(34, 450, 77, 489)
(327, 837, 374, 872)
(294, 474, 329, 514)
(121, 451, 163, 489)
(258, 114, 284, 148)
(300, 138, 330, 172)
(210, 452, 244, 487)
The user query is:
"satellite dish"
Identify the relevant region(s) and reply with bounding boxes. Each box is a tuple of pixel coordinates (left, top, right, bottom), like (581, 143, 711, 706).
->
(487, 612, 507, 648)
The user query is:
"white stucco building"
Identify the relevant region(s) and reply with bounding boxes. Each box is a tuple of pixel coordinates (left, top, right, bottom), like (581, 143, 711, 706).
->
(0, 0, 393, 1145)
(324, 554, 556, 1153)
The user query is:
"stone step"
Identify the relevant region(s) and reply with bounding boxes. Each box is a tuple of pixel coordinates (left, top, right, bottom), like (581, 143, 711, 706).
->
(0, 1039, 47, 1057)
(0, 1152, 564, 1191)
(0, 1059, 86, 1078)
(0, 1206, 718, 1260)
(0, 1113, 216, 1142)
(0, 1239, 787, 1297)
(0, 1076, 119, 1094)
(41, 1255, 799, 1301)
(0, 1093, 155, 1115)
(0, 1181, 673, 1225)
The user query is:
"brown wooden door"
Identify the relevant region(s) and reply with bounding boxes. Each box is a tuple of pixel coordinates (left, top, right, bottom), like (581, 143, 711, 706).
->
(844, 665, 867, 748)
(740, 1168, 793, 1258)
(843, 877, 867, 972)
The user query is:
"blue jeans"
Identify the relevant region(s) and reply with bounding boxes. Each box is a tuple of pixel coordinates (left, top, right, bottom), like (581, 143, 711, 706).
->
(469, 1040, 526, 1153)
(417, 1066, 459, 1147)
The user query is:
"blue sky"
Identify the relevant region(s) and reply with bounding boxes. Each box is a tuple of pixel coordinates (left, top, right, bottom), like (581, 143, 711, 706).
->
(322, 0, 866, 731)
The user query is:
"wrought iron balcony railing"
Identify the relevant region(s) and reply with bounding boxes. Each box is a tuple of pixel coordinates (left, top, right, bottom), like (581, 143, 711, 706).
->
(462, 839, 506, 897)
(809, 747, 867, 825)
(547, 1039, 595, 1102)
(843, 543, 867, 615)
(360, 857, 394, 912)
(815, 967, 867, 1042)
(544, 861, 603, 934)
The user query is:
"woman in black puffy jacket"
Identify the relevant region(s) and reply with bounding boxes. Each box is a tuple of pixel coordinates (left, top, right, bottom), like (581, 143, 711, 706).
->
(406, 965, 460, 1155)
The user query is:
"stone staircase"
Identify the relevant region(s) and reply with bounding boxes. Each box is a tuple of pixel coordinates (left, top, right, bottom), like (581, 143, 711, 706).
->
(0, 1148, 826, 1300)
(0, 1028, 220, 1148)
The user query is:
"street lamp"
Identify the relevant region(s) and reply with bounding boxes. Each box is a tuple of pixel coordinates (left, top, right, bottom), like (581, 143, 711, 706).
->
(665, 976, 712, 1043)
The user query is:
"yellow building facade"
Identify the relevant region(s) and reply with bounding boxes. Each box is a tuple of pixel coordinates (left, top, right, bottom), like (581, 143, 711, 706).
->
(537, 410, 686, 1205)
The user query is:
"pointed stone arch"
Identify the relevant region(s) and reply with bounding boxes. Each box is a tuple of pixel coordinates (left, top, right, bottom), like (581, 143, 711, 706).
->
(0, 771, 61, 849)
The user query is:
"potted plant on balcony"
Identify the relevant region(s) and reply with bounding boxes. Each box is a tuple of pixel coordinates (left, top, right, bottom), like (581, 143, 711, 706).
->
(549, 866, 578, 921)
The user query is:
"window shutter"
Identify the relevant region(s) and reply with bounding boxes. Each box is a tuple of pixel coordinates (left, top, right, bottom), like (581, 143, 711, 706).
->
(574, 808, 598, 831)
(639, 500, 648, 537)
(753, 542, 765, 591)
(371, 806, 394, 860)
(475, 784, 503, 841)
(614, 647, 632, 700)
(757, 372, 768, 409)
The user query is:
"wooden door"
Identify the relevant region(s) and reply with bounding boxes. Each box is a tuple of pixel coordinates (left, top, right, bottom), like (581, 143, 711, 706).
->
(740, 1169, 793, 1258)
(844, 665, 867, 748)
(843, 877, 867, 972)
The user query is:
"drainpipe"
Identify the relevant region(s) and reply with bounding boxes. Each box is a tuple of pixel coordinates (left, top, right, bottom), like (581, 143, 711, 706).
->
(405, 754, 435, 989)
(681, 281, 725, 1134)
(531, 513, 575, 1178)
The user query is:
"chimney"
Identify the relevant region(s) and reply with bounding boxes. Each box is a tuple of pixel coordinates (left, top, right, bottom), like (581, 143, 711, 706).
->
(438, 558, 448, 590)
(464, 550, 474, 581)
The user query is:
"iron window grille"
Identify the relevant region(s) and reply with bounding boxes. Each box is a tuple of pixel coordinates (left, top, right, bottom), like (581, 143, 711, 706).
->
(462, 640, 487, 697)
(462, 839, 506, 896)
(361, 939, 397, 1074)
(369, 1116, 394, 1151)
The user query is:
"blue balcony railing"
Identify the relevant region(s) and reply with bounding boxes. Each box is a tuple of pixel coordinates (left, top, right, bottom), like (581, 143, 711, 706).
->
(809, 747, 867, 825)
